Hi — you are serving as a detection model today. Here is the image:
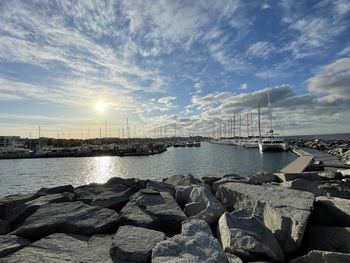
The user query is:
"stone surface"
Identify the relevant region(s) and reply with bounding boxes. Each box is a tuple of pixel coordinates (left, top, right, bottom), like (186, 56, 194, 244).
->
(311, 196, 350, 226)
(275, 172, 322, 183)
(318, 171, 342, 180)
(7, 192, 75, 228)
(340, 169, 350, 177)
(36, 185, 74, 196)
(163, 174, 201, 186)
(118, 189, 187, 236)
(183, 186, 227, 225)
(248, 172, 277, 184)
(75, 183, 136, 212)
(0, 235, 30, 258)
(106, 177, 146, 190)
(152, 219, 228, 263)
(0, 219, 10, 235)
(289, 250, 350, 263)
(225, 253, 243, 263)
(216, 183, 315, 253)
(0, 193, 37, 219)
(0, 233, 113, 263)
(318, 182, 350, 199)
(212, 176, 250, 193)
(110, 225, 165, 262)
(217, 211, 283, 262)
(12, 201, 119, 240)
(280, 179, 322, 196)
(307, 226, 350, 253)
(146, 180, 175, 196)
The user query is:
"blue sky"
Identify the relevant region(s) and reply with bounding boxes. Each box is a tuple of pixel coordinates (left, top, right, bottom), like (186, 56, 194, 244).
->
(0, 0, 350, 138)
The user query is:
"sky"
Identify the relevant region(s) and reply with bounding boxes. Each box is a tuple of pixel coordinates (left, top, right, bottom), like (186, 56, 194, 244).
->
(0, 0, 350, 138)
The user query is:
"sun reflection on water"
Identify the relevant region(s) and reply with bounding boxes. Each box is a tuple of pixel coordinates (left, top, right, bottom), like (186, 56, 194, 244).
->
(87, 156, 114, 184)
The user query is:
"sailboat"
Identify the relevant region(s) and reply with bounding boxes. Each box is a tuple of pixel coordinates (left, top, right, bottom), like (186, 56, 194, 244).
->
(259, 75, 289, 152)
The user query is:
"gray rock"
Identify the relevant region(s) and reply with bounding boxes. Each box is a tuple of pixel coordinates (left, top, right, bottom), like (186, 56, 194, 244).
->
(248, 172, 276, 184)
(7, 192, 75, 228)
(339, 169, 350, 177)
(175, 185, 194, 207)
(0, 193, 37, 219)
(275, 172, 322, 182)
(118, 189, 187, 236)
(0, 235, 30, 258)
(106, 177, 146, 190)
(183, 186, 227, 225)
(12, 201, 119, 240)
(0, 233, 112, 263)
(307, 226, 350, 253)
(217, 211, 283, 262)
(0, 219, 10, 235)
(213, 176, 250, 193)
(36, 185, 74, 196)
(280, 179, 322, 196)
(216, 183, 314, 253)
(289, 250, 350, 263)
(318, 171, 342, 180)
(75, 183, 136, 212)
(311, 196, 350, 226)
(226, 253, 243, 263)
(110, 225, 165, 262)
(163, 174, 201, 186)
(152, 219, 228, 263)
(318, 182, 350, 199)
(146, 180, 175, 196)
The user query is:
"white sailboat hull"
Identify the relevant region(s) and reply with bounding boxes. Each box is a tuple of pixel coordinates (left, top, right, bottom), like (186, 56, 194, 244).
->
(259, 142, 289, 152)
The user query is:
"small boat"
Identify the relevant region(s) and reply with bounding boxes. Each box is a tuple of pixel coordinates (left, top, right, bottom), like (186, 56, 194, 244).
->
(194, 141, 201, 147)
(186, 141, 194, 147)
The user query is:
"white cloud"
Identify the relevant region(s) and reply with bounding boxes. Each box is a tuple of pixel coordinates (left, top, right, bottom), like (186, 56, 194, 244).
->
(246, 42, 274, 58)
(240, 83, 248, 90)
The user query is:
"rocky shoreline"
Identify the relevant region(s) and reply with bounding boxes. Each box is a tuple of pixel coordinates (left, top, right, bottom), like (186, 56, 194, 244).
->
(1, 170, 350, 262)
(289, 139, 350, 164)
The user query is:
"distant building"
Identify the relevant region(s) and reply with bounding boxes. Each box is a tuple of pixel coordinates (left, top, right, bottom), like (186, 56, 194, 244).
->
(0, 136, 25, 148)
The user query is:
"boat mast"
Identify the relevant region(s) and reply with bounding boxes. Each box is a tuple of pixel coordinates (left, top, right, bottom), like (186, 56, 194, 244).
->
(258, 105, 262, 140)
(266, 74, 273, 137)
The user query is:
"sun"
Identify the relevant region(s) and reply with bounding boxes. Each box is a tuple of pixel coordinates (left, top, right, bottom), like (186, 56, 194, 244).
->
(95, 101, 108, 112)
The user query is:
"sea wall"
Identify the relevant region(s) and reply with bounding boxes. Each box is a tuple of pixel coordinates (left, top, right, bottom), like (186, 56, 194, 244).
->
(1, 171, 350, 262)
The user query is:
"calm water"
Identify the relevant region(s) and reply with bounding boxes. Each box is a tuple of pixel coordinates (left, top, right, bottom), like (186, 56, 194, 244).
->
(0, 143, 296, 197)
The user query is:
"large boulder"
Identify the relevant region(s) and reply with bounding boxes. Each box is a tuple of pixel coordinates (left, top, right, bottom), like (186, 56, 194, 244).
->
(280, 179, 322, 196)
(36, 185, 74, 196)
(106, 177, 146, 190)
(7, 192, 75, 228)
(75, 183, 136, 212)
(248, 172, 277, 184)
(182, 186, 227, 225)
(216, 183, 314, 254)
(307, 226, 350, 253)
(152, 219, 228, 263)
(275, 172, 322, 183)
(0, 235, 30, 258)
(318, 182, 350, 199)
(311, 196, 350, 226)
(110, 225, 166, 262)
(217, 211, 283, 262)
(0, 233, 113, 262)
(0, 193, 37, 219)
(146, 180, 175, 196)
(0, 219, 10, 235)
(212, 175, 250, 193)
(118, 189, 187, 236)
(163, 174, 201, 186)
(12, 201, 119, 240)
(290, 250, 350, 263)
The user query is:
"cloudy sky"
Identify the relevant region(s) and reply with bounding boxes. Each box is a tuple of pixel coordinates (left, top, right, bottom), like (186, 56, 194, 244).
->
(0, 0, 349, 138)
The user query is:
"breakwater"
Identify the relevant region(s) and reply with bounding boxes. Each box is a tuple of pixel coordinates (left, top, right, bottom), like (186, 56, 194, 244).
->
(1, 167, 350, 262)
(289, 139, 350, 164)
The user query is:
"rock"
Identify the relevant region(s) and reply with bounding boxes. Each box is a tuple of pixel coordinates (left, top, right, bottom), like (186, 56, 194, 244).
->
(307, 226, 350, 253)
(75, 184, 136, 212)
(110, 225, 165, 262)
(175, 185, 194, 207)
(7, 192, 75, 228)
(275, 172, 322, 182)
(311, 196, 350, 226)
(213, 176, 250, 193)
(318, 182, 350, 199)
(0, 235, 30, 258)
(280, 179, 322, 196)
(0, 193, 37, 219)
(217, 211, 283, 262)
(146, 180, 175, 196)
(216, 183, 314, 253)
(152, 219, 228, 263)
(163, 174, 201, 186)
(289, 250, 350, 263)
(0, 219, 10, 235)
(339, 169, 350, 177)
(318, 171, 342, 180)
(0, 233, 113, 262)
(225, 253, 243, 263)
(106, 177, 146, 190)
(12, 201, 119, 240)
(36, 185, 74, 196)
(248, 172, 277, 184)
(118, 189, 187, 236)
(183, 186, 227, 225)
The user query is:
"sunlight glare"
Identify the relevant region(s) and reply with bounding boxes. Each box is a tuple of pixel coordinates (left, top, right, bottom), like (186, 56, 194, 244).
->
(95, 101, 108, 112)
